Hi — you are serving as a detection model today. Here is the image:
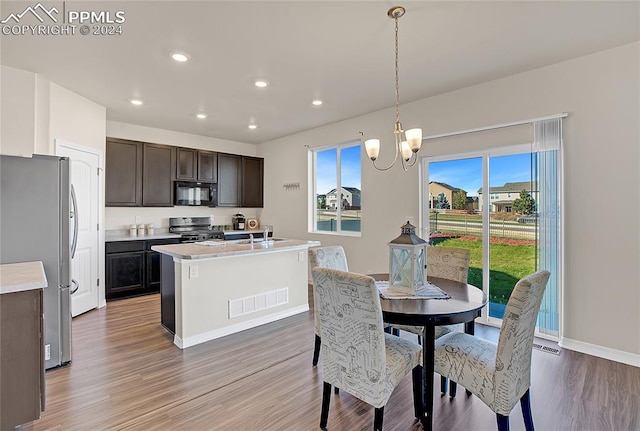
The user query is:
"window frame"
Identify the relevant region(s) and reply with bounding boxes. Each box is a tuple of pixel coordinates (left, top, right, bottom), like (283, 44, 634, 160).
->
(309, 140, 362, 237)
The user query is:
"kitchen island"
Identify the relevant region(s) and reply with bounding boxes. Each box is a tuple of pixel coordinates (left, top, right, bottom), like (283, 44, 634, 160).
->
(152, 238, 320, 348)
(0, 261, 47, 431)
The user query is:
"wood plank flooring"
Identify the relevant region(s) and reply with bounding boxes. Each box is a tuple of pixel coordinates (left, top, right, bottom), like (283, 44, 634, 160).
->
(21, 291, 639, 431)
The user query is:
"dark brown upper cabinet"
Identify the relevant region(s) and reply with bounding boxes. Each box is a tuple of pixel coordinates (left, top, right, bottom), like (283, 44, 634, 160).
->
(217, 153, 241, 207)
(241, 156, 264, 208)
(106, 138, 142, 206)
(176, 148, 196, 180)
(197, 151, 217, 182)
(175, 148, 217, 183)
(142, 143, 175, 207)
(106, 138, 174, 207)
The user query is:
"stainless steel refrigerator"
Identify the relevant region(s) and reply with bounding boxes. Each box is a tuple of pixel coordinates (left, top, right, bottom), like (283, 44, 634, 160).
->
(0, 154, 75, 369)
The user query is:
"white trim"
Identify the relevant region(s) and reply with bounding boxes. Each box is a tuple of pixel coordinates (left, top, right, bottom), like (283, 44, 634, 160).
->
(173, 304, 310, 349)
(559, 337, 640, 368)
(423, 113, 568, 141)
(309, 140, 362, 236)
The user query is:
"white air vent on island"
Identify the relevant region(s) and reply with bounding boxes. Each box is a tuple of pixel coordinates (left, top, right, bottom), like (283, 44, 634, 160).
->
(228, 288, 289, 319)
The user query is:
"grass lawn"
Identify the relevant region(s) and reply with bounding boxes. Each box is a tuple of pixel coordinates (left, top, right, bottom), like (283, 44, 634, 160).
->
(432, 236, 536, 305)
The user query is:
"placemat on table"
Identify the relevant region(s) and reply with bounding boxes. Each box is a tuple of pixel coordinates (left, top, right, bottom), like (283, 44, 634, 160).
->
(376, 280, 451, 300)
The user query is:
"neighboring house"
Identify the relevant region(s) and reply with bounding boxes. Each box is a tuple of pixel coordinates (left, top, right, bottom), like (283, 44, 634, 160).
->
(428, 181, 472, 210)
(466, 196, 479, 211)
(477, 181, 538, 212)
(325, 187, 361, 209)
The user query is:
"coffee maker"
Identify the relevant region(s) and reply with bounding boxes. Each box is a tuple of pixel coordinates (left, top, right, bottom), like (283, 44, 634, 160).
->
(232, 213, 246, 230)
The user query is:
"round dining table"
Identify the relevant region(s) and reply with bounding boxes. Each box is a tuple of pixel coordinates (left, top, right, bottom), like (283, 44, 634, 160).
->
(371, 274, 488, 431)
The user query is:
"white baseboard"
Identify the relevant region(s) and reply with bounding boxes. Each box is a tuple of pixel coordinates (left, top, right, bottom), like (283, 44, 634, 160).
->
(174, 304, 310, 349)
(559, 337, 640, 367)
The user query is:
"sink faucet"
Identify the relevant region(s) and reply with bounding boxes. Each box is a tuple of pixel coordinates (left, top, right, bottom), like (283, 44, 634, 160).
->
(263, 225, 269, 241)
(249, 233, 254, 244)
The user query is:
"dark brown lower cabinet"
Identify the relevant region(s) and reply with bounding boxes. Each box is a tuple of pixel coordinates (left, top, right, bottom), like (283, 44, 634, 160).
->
(0, 288, 44, 430)
(160, 253, 176, 334)
(106, 238, 180, 301)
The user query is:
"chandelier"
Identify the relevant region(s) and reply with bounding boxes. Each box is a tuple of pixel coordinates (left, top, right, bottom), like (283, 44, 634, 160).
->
(363, 6, 422, 171)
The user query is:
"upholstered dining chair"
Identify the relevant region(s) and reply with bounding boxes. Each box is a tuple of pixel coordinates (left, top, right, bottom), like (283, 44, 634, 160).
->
(312, 267, 423, 431)
(391, 246, 471, 395)
(308, 246, 349, 367)
(434, 270, 551, 431)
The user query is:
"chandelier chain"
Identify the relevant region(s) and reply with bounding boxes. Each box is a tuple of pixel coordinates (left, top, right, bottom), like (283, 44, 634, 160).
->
(394, 14, 400, 125)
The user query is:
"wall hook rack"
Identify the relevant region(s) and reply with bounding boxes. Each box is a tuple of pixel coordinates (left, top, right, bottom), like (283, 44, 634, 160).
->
(283, 182, 300, 192)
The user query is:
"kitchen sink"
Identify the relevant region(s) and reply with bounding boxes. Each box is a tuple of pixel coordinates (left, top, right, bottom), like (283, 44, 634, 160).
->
(227, 238, 290, 245)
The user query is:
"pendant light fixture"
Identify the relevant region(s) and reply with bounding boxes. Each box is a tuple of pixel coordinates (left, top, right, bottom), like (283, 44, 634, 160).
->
(363, 6, 423, 171)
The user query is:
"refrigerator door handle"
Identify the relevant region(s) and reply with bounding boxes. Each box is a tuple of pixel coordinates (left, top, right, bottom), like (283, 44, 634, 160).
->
(70, 279, 79, 295)
(70, 184, 79, 259)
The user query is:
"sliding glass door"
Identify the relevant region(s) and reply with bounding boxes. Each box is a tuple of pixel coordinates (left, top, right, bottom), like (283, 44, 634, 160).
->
(487, 153, 537, 322)
(423, 142, 560, 338)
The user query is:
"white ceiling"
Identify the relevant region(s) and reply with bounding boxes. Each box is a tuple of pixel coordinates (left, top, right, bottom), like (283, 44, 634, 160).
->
(1, 1, 638, 145)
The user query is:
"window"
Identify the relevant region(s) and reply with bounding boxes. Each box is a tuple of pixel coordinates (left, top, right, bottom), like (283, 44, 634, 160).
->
(311, 142, 361, 234)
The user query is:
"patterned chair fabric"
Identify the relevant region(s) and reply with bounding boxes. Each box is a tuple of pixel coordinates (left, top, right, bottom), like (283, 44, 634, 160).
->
(309, 246, 392, 369)
(308, 246, 349, 274)
(312, 267, 422, 411)
(434, 270, 550, 428)
(427, 245, 471, 283)
(308, 246, 349, 336)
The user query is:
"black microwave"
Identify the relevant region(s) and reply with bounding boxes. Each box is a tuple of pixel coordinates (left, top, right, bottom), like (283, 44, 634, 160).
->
(174, 181, 217, 206)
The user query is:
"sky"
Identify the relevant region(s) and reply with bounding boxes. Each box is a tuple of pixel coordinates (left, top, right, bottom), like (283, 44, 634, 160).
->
(316, 144, 361, 194)
(316, 146, 533, 197)
(428, 152, 534, 196)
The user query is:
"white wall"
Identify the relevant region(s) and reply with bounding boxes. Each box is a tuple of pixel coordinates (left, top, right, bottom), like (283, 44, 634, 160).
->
(1, 66, 37, 155)
(107, 121, 257, 156)
(259, 42, 640, 362)
(105, 206, 261, 231)
(50, 83, 106, 154)
(104, 121, 261, 230)
(0, 66, 106, 157)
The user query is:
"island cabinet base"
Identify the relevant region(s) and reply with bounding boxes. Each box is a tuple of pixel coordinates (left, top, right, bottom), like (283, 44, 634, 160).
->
(160, 254, 176, 334)
(159, 247, 311, 349)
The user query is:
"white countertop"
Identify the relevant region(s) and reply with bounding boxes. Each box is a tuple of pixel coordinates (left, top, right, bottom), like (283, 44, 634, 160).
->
(106, 230, 181, 242)
(152, 238, 320, 260)
(0, 261, 48, 294)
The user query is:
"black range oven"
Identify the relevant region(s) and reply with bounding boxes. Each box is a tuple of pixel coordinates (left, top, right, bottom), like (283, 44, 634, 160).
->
(169, 217, 224, 243)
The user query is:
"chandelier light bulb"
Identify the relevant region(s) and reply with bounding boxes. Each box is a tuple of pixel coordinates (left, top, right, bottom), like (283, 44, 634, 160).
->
(401, 141, 412, 161)
(405, 128, 423, 152)
(364, 139, 380, 161)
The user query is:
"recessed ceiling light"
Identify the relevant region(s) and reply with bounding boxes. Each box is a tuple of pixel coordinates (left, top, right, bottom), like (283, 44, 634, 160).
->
(129, 98, 143, 106)
(254, 80, 268, 88)
(171, 52, 190, 62)
(312, 99, 323, 106)
(248, 124, 257, 129)
(196, 113, 207, 119)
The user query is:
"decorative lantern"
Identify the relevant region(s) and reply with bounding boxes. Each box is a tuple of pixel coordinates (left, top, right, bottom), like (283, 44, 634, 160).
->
(388, 221, 427, 294)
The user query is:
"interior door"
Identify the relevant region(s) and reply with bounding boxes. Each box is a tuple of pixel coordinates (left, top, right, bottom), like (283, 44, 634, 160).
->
(56, 141, 100, 317)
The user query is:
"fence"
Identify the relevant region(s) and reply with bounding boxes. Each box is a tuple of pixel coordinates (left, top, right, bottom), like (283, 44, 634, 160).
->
(429, 212, 536, 241)
(316, 219, 361, 232)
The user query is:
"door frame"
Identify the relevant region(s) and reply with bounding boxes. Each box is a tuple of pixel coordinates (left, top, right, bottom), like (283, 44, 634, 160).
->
(55, 140, 106, 309)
